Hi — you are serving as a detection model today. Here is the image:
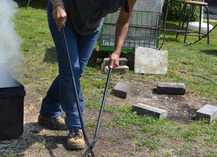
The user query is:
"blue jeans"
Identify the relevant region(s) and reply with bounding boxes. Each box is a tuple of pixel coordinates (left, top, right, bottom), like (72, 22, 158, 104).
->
(40, 0, 100, 130)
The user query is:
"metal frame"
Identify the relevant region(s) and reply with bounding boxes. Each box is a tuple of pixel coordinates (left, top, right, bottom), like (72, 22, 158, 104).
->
(163, 0, 210, 44)
(175, 2, 210, 44)
(99, 11, 162, 52)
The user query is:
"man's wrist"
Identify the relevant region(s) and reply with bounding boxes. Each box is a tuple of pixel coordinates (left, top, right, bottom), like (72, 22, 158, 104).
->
(51, 0, 63, 6)
(53, 2, 64, 9)
(114, 50, 121, 55)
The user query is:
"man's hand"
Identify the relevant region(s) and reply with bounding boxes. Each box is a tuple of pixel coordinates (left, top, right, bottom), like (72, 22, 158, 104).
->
(52, 2, 67, 31)
(109, 52, 120, 69)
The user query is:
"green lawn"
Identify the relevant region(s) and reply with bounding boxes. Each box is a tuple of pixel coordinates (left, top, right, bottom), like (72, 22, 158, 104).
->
(9, 1, 217, 156)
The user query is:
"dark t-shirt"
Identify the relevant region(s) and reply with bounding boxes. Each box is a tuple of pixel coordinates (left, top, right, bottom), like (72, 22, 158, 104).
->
(63, 0, 125, 35)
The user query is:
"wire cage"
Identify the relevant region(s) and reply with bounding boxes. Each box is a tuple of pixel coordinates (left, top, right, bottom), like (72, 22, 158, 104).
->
(99, 0, 163, 52)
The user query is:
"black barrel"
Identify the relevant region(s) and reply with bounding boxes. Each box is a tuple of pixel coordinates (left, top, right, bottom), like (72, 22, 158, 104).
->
(0, 65, 26, 140)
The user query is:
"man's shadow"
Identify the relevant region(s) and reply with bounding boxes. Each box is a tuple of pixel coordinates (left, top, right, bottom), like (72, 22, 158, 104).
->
(0, 122, 83, 157)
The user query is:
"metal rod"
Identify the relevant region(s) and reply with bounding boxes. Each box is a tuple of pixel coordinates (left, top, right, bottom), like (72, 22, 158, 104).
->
(205, 5, 210, 44)
(83, 68, 112, 157)
(61, 27, 94, 157)
(184, 5, 192, 43)
(163, 29, 196, 33)
(94, 68, 112, 141)
(26, 0, 31, 10)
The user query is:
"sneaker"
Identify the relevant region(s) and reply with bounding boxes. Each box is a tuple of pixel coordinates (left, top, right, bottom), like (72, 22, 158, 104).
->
(38, 114, 67, 130)
(67, 128, 85, 150)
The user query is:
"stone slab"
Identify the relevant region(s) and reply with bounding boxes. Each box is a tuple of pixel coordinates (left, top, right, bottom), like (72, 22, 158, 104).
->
(157, 82, 186, 95)
(96, 58, 103, 64)
(112, 82, 133, 99)
(101, 63, 105, 71)
(134, 46, 168, 74)
(132, 103, 168, 120)
(104, 65, 129, 74)
(103, 58, 128, 66)
(195, 104, 217, 123)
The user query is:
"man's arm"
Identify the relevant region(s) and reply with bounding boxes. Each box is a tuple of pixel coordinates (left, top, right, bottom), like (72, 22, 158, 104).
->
(109, 0, 137, 69)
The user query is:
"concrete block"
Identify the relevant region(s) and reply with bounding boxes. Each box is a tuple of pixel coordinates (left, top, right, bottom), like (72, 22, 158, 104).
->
(103, 58, 109, 66)
(101, 63, 105, 71)
(96, 58, 103, 64)
(103, 58, 128, 66)
(134, 46, 168, 74)
(112, 82, 133, 99)
(104, 65, 129, 74)
(195, 104, 217, 123)
(132, 103, 168, 120)
(157, 82, 186, 95)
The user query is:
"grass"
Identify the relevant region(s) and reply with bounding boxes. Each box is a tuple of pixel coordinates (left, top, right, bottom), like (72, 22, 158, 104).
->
(10, 0, 217, 156)
(86, 101, 217, 155)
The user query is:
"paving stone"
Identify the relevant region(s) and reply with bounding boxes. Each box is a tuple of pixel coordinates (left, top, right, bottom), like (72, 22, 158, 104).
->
(132, 103, 168, 120)
(134, 46, 168, 74)
(96, 58, 103, 64)
(112, 82, 133, 99)
(195, 104, 217, 123)
(101, 63, 105, 71)
(157, 82, 186, 95)
(104, 65, 129, 74)
(103, 58, 128, 66)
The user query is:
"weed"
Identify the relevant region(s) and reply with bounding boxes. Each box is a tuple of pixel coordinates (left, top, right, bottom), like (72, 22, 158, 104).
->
(3, 152, 16, 157)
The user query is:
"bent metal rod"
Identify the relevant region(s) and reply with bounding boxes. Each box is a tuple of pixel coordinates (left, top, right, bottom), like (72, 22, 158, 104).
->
(61, 27, 112, 157)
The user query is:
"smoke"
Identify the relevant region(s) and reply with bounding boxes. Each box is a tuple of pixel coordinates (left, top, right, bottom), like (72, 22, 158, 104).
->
(0, 0, 22, 84)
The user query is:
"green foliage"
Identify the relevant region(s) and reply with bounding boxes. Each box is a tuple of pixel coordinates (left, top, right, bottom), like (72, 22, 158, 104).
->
(3, 152, 16, 157)
(86, 101, 101, 109)
(163, 0, 199, 21)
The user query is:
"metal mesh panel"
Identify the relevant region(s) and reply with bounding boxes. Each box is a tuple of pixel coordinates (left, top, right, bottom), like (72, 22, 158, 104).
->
(100, 11, 162, 52)
(133, 0, 164, 12)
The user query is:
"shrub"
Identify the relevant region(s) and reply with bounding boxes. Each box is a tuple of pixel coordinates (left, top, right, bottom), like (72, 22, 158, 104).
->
(163, 0, 199, 21)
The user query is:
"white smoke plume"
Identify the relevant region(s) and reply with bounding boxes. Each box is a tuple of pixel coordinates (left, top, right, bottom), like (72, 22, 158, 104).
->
(0, 0, 22, 84)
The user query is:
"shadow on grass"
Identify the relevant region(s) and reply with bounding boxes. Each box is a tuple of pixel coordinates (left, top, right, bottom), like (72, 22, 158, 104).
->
(200, 49, 217, 56)
(87, 49, 110, 68)
(43, 47, 57, 63)
(162, 21, 188, 42)
(15, 0, 47, 10)
(163, 37, 179, 42)
(163, 22, 183, 33)
(42, 47, 110, 68)
(42, 45, 139, 71)
(0, 122, 82, 157)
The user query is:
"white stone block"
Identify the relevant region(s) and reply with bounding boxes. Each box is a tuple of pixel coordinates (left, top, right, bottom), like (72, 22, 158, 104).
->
(132, 103, 168, 120)
(134, 46, 168, 74)
(195, 104, 217, 123)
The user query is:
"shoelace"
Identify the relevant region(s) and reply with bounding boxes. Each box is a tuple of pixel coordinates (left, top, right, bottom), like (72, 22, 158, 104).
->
(69, 128, 83, 140)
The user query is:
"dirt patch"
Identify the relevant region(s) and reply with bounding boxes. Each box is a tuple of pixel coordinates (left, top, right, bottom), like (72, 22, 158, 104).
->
(123, 82, 205, 123)
(106, 80, 214, 123)
(0, 78, 216, 157)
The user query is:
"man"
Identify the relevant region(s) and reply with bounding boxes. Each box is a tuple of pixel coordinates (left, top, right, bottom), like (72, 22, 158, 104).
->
(38, 0, 137, 150)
